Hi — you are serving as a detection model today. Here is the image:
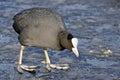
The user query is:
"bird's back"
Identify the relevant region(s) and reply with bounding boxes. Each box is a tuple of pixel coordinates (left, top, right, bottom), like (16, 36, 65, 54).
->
(13, 8, 65, 33)
(13, 8, 66, 50)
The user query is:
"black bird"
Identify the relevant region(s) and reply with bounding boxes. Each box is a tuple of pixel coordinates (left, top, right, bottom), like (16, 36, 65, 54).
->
(13, 8, 79, 73)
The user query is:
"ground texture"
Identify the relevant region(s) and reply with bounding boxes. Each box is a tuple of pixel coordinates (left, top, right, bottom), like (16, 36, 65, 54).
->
(0, 0, 120, 80)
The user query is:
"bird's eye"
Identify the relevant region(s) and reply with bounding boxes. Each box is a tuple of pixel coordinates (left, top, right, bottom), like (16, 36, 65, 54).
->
(67, 34, 73, 40)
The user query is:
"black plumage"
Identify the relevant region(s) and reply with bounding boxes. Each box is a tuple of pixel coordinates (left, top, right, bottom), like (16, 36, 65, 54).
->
(13, 8, 79, 72)
(13, 8, 73, 50)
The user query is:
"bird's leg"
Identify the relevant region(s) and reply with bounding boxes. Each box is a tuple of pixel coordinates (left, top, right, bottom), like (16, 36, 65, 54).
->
(17, 45, 38, 73)
(43, 48, 51, 71)
(42, 48, 69, 71)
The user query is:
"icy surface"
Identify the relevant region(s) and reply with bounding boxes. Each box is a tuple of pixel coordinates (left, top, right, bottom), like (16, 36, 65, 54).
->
(0, 0, 120, 80)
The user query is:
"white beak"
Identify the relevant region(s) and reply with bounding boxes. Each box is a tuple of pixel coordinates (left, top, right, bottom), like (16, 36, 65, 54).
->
(71, 38, 79, 57)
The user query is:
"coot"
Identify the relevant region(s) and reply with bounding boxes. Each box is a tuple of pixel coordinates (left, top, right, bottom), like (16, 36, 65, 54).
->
(13, 8, 79, 73)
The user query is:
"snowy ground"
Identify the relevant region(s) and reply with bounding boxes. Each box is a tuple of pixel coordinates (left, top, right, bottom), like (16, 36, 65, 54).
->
(0, 0, 120, 80)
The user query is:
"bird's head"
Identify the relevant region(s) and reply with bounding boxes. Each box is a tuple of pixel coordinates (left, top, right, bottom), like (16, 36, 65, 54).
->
(59, 31, 79, 57)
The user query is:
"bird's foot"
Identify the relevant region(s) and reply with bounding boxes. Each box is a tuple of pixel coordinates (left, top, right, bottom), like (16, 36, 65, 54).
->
(48, 64, 69, 70)
(41, 61, 69, 71)
(17, 65, 39, 73)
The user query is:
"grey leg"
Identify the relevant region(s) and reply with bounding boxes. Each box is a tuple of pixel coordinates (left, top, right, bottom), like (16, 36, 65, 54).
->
(19, 45, 24, 65)
(43, 48, 51, 70)
(17, 45, 38, 73)
(42, 48, 69, 70)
